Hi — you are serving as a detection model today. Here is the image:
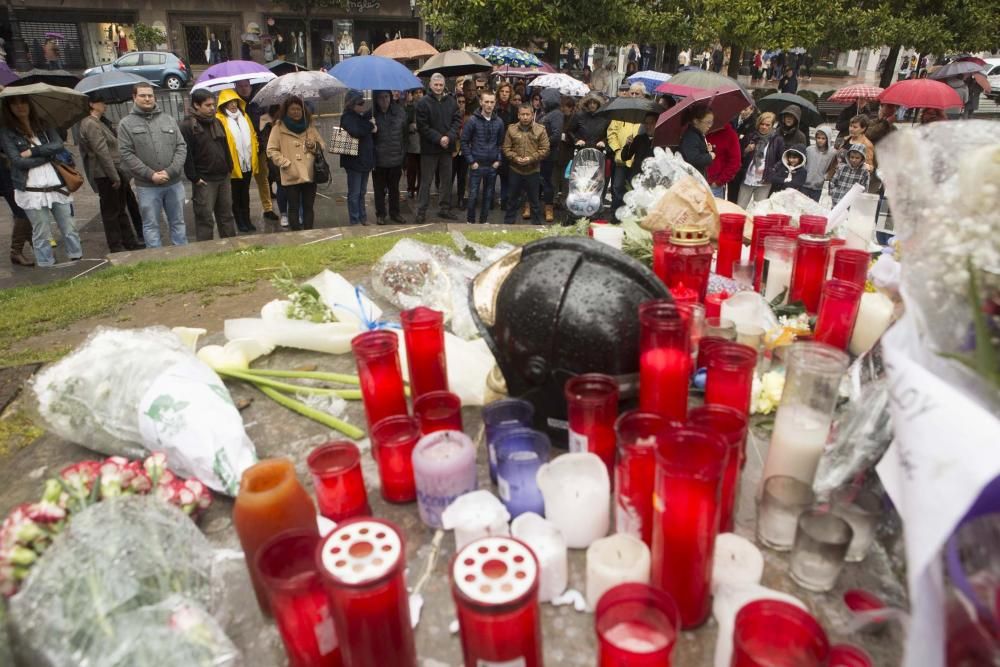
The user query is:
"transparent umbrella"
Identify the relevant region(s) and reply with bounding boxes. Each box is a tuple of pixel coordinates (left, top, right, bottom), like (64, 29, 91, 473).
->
(252, 71, 347, 108)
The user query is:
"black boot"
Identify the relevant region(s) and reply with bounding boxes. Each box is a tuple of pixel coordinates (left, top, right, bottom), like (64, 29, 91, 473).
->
(9, 217, 34, 266)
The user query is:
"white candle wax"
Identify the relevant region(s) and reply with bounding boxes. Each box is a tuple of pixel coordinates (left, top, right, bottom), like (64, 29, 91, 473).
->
(720, 292, 763, 331)
(585, 533, 651, 609)
(510, 512, 568, 602)
(536, 453, 610, 549)
(592, 224, 625, 250)
(761, 403, 832, 487)
(849, 291, 894, 356)
(441, 490, 511, 551)
(603, 620, 672, 653)
(762, 257, 793, 303)
(711, 533, 764, 595)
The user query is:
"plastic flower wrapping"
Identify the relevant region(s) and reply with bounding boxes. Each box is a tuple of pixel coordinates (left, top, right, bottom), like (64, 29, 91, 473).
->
(615, 146, 711, 228)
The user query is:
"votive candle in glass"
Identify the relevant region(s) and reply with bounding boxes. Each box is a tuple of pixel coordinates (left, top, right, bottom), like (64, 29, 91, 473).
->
(771, 213, 791, 227)
(677, 302, 705, 369)
(412, 430, 477, 528)
(639, 300, 690, 422)
(831, 249, 870, 289)
(814, 279, 863, 351)
(826, 237, 847, 278)
(704, 317, 737, 342)
(662, 224, 714, 302)
(798, 215, 828, 236)
(762, 235, 796, 304)
(788, 234, 831, 314)
(790, 509, 854, 592)
(257, 530, 342, 667)
(652, 230, 671, 285)
(651, 426, 728, 628)
(614, 411, 674, 546)
(483, 399, 535, 484)
(308, 441, 370, 522)
(595, 583, 680, 667)
(400, 306, 448, 399)
(750, 217, 777, 291)
(705, 291, 728, 319)
(565, 374, 620, 474)
(756, 475, 816, 551)
(687, 405, 748, 533)
(371, 415, 420, 503)
(830, 486, 881, 563)
(414, 390, 464, 435)
(829, 644, 875, 667)
(669, 283, 699, 306)
(696, 336, 728, 372)
(451, 536, 543, 667)
(732, 259, 755, 290)
(352, 330, 408, 432)
(731, 599, 830, 667)
(495, 428, 550, 519)
(704, 342, 757, 416)
(716, 214, 746, 278)
(317, 518, 417, 667)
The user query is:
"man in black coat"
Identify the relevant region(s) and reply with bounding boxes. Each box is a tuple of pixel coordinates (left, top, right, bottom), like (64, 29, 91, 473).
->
(372, 90, 408, 224)
(179, 88, 237, 241)
(415, 73, 461, 222)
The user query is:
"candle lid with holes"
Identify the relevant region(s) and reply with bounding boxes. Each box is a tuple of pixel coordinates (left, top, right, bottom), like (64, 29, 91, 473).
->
(317, 517, 404, 587)
(452, 536, 539, 609)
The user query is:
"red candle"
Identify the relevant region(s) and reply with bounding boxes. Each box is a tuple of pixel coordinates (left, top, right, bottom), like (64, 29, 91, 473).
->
(704, 342, 757, 416)
(451, 536, 543, 667)
(687, 405, 748, 533)
(639, 300, 691, 422)
(650, 426, 728, 629)
(813, 279, 863, 351)
(789, 234, 830, 314)
(352, 331, 408, 433)
(750, 217, 777, 292)
(400, 307, 448, 399)
(661, 224, 713, 302)
(669, 283, 698, 306)
(595, 583, 680, 667)
(317, 518, 417, 667)
(831, 248, 870, 289)
(731, 599, 830, 667)
(370, 415, 420, 503)
(565, 374, 620, 476)
(696, 336, 728, 372)
(614, 411, 677, 546)
(798, 215, 827, 236)
(257, 530, 343, 667)
(413, 390, 463, 434)
(716, 214, 745, 278)
(771, 213, 792, 226)
(308, 442, 370, 522)
(652, 230, 671, 285)
(829, 644, 874, 667)
(704, 291, 728, 319)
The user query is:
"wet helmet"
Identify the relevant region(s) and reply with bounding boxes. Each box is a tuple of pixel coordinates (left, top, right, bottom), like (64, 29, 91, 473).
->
(470, 236, 670, 445)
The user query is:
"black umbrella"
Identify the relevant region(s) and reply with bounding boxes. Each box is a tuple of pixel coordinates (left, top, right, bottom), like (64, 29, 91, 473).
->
(0, 83, 89, 130)
(10, 68, 80, 88)
(265, 60, 308, 77)
(74, 71, 158, 104)
(597, 96, 660, 124)
(756, 93, 822, 126)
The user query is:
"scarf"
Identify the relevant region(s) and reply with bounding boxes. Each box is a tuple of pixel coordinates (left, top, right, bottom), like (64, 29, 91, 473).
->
(283, 117, 308, 134)
(751, 130, 770, 164)
(225, 108, 252, 173)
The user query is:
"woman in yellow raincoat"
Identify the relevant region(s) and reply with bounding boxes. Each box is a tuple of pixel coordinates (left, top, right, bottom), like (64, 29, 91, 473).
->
(216, 88, 259, 233)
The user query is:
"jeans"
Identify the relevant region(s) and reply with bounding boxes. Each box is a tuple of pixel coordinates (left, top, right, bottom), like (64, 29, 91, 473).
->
(801, 186, 822, 202)
(192, 178, 237, 241)
(611, 164, 629, 220)
(710, 184, 726, 198)
(737, 183, 771, 210)
(504, 171, 541, 224)
(372, 166, 401, 218)
(540, 160, 555, 204)
(24, 201, 82, 266)
(346, 169, 370, 225)
(286, 182, 317, 230)
(417, 152, 452, 216)
(466, 166, 496, 223)
(231, 172, 253, 232)
(136, 181, 187, 247)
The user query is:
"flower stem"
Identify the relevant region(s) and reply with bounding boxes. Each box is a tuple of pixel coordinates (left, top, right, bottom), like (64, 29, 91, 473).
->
(218, 368, 361, 399)
(256, 385, 365, 440)
(241, 367, 361, 386)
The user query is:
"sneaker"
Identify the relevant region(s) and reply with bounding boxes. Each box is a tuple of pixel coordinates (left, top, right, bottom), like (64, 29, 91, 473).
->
(280, 215, 289, 227)
(49, 238, 57, 247)
(263, 211, 279, 221)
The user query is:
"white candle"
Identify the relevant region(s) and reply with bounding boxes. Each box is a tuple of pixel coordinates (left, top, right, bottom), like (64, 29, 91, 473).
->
(441, 490, 511, 551)
(845, 193, 879, 250)
(720, 292, 764, 331)
(592, 224, 625, 250)
(585, 533, 651, 610)
(510, 512, 567, 602)
(848, 291, 894, 356)
(761, 403, 833, 487)
(711, 533, 764, 595)
(763, 257, 792, 303)
(536, 453, 610, 549)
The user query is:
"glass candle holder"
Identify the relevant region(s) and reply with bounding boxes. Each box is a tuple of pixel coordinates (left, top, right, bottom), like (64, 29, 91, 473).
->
(414, 390, 464, 435)
(814, 279, 863, 351)
(651, 426, 728, 629)
(831, 486, 881, 563)
(614, 411, 675, 546)
(652, 230, 671, 286)
(662, 224, 714, 302)
(716, 213, 746, 279)
(495, 428, 551, 519)
(676, 302, 706, 370)
(308, 441, 370, 523)
(400, 306, 448, 399)
(234, 459, 319, 615)
(735, 325, 765, 361)
(732, 259, 755, 290)
(750, 218, 778, 292)
(762, 342, 849, 487)
(831, 249, 870, 289)
(756, 475, 816, 551)
(483, 399, 535, 484)
(565, 374, 620, 474)
(696, 336, 728, 373)
(452, 536, 543, 667)
(352, 330, 408, 432)
(412, 430, 477, 529)
(788, 234, 831, 314)
(371, 415, 420, 503)
(704, 342, 757, 416)
(595, 583, 680, 667)
(669, 283, 699, 306)
(771, 213, 791, 227)
(257, 530, 341, 667)
(829, 644, 875, 667)
(704, 317, 737, 341)
(753, 227, 781, 293)
(798, 214, 828, 236)
(704, 291, 728, 319)
(790, 509, 854, 592)
(317, 518, 417, 667)
(732, 599, 830, 667)
(762, 235, 797, 304)
(687, 405, 748, 533)
(639, 300, 691, 422)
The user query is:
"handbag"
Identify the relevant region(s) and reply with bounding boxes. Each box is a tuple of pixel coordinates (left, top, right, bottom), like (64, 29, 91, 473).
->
(312, 148, 331, 185)
(53, 161, 84, 193)
(328, 126, 359, 157)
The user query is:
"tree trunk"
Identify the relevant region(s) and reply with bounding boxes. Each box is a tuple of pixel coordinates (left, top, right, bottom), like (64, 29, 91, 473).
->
(663, 44, 679, 73)
(879, 44, 900, 89)
(304, 9, 313, 70)
(545, 39, 561, 67)
(726, 45, 743, 79)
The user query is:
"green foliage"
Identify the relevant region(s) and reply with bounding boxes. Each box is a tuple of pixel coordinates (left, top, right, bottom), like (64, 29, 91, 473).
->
(810, 67, 852, 77)
(853, 0, 999, 54)
(133, 24, 167, 52)
(752, 88, 778, 102)
(796, 90, 819, 104)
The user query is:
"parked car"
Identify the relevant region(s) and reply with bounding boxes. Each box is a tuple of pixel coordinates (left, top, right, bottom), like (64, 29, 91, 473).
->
(83, 51, 191, 91)
(984, 58, 1000, 102)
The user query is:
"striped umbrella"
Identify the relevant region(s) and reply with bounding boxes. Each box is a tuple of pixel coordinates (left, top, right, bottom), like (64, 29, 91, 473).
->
(829, 84, 884, 104)
(479, 46, 541, 68)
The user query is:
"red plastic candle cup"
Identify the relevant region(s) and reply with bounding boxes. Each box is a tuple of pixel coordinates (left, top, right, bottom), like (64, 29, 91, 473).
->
(308, 442, 370, 522)
(704, 342, 758, 416)
(662, 224, 714, 302)
(789, 234, 831, 314)
(750, 218, 777, 292)
(595, 583, 681, 667)
(400, 306, 449, 399)
(704, 291, 728, 319)
(687, 405, 748, 533)
(696, 336, 728, 372)
(813, 279, 863, 351)
(639, 300, 691, 422)
(669, 283, 698, 306)
(370, 415, 420, 503)
(650, 426, 728, 629)
(565, 374, 620, 475)
(716, 214, 746, 278)
(451, 536, 543, 667)
(731, 599, 830, 667)
(652, 230, 671, 285)
(831, 249, 870, 289)
(771, 213, 792, 227)
(614, 411, 677, 546)
(414, 390, 464, 435)
(317, 518, 417, 667)
(829, 644, 874, 667)
(257, 530, 342, 667)
(352, 330, 408, 433)
(798, 215, 828, 236)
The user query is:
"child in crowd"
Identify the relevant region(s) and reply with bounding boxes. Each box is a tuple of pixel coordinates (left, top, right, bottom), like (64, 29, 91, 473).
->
(829, 144, 870, 206)
(803, 125, 835, 202)
(769, 145, 807, 194)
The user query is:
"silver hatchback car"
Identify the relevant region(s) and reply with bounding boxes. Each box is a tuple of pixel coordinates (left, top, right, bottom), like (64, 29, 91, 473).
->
(83, 51, 191, 91)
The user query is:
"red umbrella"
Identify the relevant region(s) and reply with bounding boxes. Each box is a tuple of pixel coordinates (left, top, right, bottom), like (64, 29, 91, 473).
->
(828, 84, 884, 104)
(654, 87, 753, 147)
(878, 78, 963, 109)
(972, 72, 992, 95)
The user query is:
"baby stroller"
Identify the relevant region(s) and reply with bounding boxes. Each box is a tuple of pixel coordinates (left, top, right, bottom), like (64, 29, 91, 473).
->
(564, 147, 607, 221)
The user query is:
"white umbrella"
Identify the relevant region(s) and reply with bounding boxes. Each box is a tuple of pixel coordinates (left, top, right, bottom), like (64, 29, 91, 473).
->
(529, 73, 590, 97)
(192, 71, 276, 93)
(252, 71, 347, 108)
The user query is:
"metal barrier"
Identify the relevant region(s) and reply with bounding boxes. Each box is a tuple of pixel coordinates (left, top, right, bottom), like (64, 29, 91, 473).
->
(105, 90, 190, 124)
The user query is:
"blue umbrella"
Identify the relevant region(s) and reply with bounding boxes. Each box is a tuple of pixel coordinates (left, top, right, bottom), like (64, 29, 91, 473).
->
(327, 55, 423, 91)
(626, 70, 671, 93)
(479, 46, 541, 68)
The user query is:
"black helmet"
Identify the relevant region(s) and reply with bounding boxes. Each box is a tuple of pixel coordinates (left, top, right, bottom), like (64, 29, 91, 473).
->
(470, 236, 670, 445)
